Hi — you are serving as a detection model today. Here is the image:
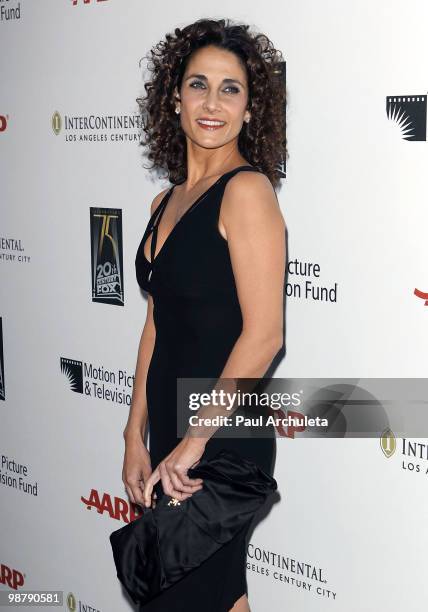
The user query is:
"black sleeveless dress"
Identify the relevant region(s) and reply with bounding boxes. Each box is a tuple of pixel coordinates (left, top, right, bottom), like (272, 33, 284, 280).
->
(135, 165, 276, 611)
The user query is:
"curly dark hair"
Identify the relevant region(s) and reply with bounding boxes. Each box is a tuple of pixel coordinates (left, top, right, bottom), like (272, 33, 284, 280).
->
(136, 17, 287, 189)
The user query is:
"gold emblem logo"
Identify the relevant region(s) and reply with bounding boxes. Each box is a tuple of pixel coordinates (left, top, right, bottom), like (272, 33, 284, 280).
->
(380, 427, 396, 458)
(168, 497, 181, 507)
(52, 110, 61, 135)
(66, 592, 76, 611)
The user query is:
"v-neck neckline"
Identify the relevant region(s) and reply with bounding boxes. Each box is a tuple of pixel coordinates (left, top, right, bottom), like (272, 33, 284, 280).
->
(143, 164, 254, 266)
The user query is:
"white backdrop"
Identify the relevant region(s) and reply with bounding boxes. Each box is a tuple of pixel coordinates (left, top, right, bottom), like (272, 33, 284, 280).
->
(1, 1, 427, 611)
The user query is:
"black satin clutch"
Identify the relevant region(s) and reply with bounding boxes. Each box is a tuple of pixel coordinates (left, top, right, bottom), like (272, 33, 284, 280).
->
(109, 448, 277, 606)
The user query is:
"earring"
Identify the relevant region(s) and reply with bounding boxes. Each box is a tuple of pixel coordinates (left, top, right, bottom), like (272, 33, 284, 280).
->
(175, 107, 180, 114)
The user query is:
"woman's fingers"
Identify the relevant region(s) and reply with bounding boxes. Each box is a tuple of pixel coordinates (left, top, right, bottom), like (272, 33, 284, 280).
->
(151, 491, 157, 509)
(129, 480, 146, 507)
(159, 463, 192, 500)
(163, 463, 204, 497)
(143, 467, 160, 507)
(179, 471, 204, 487)
(168, 469, 202, 494)
(159, 461, 177, 497)
(124, 484, 135, 504)
(123, 473, 146, 507)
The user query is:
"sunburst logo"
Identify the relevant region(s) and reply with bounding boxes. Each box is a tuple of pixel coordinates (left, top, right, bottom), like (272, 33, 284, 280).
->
(386, 95, 427, 141)
(60, 358, 83, 393)
(380, 427, 396, 458)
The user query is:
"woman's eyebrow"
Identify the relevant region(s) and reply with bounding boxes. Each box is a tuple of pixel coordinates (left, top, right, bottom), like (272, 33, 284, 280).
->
(184, 73, 245, 87)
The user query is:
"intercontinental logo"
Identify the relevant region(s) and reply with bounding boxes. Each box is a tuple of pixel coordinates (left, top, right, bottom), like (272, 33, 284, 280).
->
(66, 593, 76, 612)
(380, 427, 396, 458)
(380, 428, 428, 476)
(90, 207, 124, 306)
(51, 110, 141, 143)
(66, 591, 101, 612)
(0, 236, 31, 264)
(386, 94, 427, 141)
(246, 544, 335, 601)
(60, 356, 134, 406)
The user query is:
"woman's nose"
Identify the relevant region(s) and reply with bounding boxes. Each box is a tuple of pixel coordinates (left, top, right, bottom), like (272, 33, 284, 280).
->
(203, 91, 221, 112)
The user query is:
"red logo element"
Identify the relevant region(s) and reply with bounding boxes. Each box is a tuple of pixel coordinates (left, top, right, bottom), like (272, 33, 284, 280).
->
(414, 288, 428, 305)
(72, 0, 108, 5)
(268, 408, 306, 438)
(81, 489, 143, 523)
(0, 563, 25, 590)
(0, 116, 8, 132)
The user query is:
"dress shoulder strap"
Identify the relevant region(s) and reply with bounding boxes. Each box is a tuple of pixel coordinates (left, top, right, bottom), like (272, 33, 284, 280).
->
(222, 165, 262, 180)
(214, 164, 263, 197)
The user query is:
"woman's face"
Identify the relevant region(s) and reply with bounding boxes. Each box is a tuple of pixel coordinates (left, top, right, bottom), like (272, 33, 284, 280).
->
(175, 45, 251, 150)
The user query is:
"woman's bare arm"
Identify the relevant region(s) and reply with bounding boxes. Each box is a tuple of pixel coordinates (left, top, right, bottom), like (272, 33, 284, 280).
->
(219, 170, 286, 371)
(187, 170, 286, 440)
(123, 293, 156, 441)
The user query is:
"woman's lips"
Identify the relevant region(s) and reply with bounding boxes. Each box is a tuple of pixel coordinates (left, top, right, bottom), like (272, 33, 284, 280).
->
(196, 119, 226, 131)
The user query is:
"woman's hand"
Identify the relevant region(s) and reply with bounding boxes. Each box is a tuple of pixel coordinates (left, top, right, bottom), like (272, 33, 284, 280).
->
(122, 432, 155, 509)
(143, 436, 206, 508)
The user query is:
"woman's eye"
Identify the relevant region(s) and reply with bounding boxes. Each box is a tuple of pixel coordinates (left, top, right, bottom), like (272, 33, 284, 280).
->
(224, 86, 240, 94)
(189, 81, 240, 94)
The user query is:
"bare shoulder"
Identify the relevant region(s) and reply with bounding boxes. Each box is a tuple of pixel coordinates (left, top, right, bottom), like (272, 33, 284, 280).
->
(221, 169, 285, 228)
(149, 186, 171, 216)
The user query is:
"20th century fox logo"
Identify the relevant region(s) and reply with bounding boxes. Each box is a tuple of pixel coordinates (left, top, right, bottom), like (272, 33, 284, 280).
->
(90, 207, 124, 306)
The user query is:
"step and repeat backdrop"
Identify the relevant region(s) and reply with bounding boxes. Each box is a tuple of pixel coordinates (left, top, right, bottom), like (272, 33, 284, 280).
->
(1, 1, 427, 611)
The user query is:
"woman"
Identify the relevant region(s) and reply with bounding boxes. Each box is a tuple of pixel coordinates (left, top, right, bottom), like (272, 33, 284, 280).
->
(122, 17, 287, 612)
